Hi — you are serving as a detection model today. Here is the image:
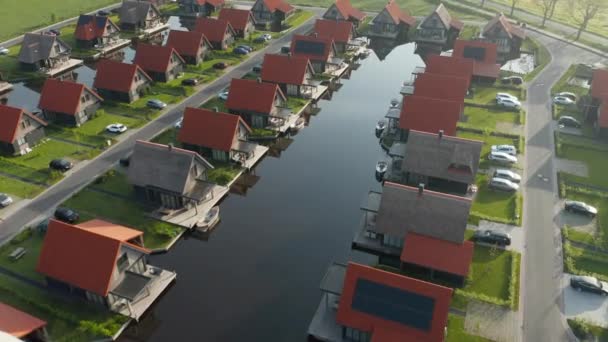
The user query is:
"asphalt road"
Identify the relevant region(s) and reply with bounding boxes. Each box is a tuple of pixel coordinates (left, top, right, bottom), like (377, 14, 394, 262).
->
(521, 32, 604, 342)
(0, 17, 316, 243)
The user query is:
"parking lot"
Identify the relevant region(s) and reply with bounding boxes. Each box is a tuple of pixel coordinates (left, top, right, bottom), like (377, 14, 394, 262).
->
(563, 273, 608, 327)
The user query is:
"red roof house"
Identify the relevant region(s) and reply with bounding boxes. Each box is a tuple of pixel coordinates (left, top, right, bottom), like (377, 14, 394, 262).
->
(322, 0, 367, 24)
(261, 54, 316, 97)
(93, 59, 152, 103)
(180, 0, 225, 16)
(291, 34, 339, 73)
(75, 15, 121, 49)
(133, 43, 185, 82)
(591, 68, 608, 101)
(453, 39, 501, 81)
(39, 78, 103, 126)
(194, 17, 236, 50)
(336, 262, 452, 342)
(369, 0, 416, 40)
(218, 8, 256, 38)
(401, 232, 474, 278)
(412, 72, 468, 101)
(0, 104, 47, 155)
(226, 78, 288, 128)
(483, 13, 526, 61)
(166, 30, 212, 65)
(313, 19, 354, 51)
(0, 302, 47, 340)
(399, 95, 462, 136)
(415, 3, 463, 50)
(423, 54, 474, 88)
(252, 0, 295, 30)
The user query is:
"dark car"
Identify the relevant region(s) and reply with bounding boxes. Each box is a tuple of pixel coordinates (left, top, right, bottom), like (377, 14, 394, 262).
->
(472, 230, 511, 246)
(181, 78, 199, 86)
(98, 10, 111, 16)
(237, 45, 253, 52)
(252, 64, 262, 73)
(48, 29, 60, 36)
(119, 156, 130, 167)
(558, 116, 581, 128)
(233, 47, 249, 55)
(49, 159, 73, 172)
(570, 276, 608, 296)
(565, 200, 598, 217)
(54, 207, 80, 223)
(213, 62, 227, 69)
(253, 36, 266, 44)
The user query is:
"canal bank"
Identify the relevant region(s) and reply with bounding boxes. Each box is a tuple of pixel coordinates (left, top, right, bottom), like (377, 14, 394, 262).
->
(119, 43, 423, 341)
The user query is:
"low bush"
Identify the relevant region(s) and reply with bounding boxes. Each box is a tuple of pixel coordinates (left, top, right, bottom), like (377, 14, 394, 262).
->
(10, 228, 33, 245)
(568, 318, 592, 339)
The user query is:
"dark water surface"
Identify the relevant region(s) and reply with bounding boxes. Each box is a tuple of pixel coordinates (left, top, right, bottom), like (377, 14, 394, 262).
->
(117, 43, 423, 342)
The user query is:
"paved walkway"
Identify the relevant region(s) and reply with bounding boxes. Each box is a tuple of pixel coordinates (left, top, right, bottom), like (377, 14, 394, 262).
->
(555, 158, 589, 178)
(465, 300, 522, 342)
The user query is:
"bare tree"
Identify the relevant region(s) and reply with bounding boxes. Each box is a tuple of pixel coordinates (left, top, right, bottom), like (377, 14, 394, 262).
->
(548, 0, 560, 18)
(571, 0, 606, 40)
(509, 0, 520, 16)
(535, 0, 555, 27)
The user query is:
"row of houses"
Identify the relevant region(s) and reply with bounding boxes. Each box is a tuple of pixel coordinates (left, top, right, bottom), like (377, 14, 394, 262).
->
(588, 68, 608, 137)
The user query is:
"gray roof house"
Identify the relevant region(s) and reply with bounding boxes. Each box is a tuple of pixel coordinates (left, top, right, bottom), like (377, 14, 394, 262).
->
(119, 0, 163, 31)
(18, 33, 71, 72)
(390, 130, 483, 195)
(127, 140, 215, 210)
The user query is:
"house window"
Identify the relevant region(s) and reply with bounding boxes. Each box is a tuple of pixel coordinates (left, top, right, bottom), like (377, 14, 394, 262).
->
(344, 326, 371, 342)
(116, 253, 129, 272)
(21, 122, 26, 129)
(85, 93, 91, 101)
(16, 137, 25, 146)
(135, 74, 140, 82)
(81, 96, 86, 103)
(382, 234, 403, 248)
(54, 44, 61, 53)
(364, 230, 379, 239)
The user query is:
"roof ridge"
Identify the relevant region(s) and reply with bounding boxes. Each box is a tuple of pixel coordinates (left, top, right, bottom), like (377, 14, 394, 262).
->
(383, 181, 472, 203)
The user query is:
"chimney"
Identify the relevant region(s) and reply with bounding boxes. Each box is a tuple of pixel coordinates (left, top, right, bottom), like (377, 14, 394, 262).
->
(213, 107, 219, 112)
(418, 183, 425, 195)
(257, 77, 262, 83)
(313, 32, 318, 38)
(168, 143, 173, 151)
(287, 52, 292, 58)
(438, 130, 444, 139)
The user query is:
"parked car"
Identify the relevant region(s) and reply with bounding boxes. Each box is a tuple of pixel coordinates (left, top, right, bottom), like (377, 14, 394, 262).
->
(491, 144, 517, 156)
(489, 177, 519, 191)
(119, 156, 130, 167)
(181, 78, 199, 86)
(496, 92, 519, 101)
(472, 230, 512, 246)
(147, 99, 167, 109)
(488, 151, 518, 164)
(237, 45, 253, 52)
(0, 193, 13, 207)
(49, 159, 73, 172)
(252, 64, 262, 73)
(500, 76, 523, 85)
(564, 200, 598, 217)
(254, 36, 267, 44)
(0, 46, 9, 55)
(261, 33, 272, 41)
(497, 98, 521, 110)
(280, 46, 290, 54)
(553, 96, 575, 105)
(233, 47, 249, 55)
(47, 29, 60, 36)
(213, 62, 227, 69)
(493, 169, 521, 183)
(218, 90, 229, 100)
(106, 123, 127, 133)
(98, 10, 111, 16)
(556, 92, 577, 101)
(570, 275, 608, 296)
(54, 207, 79, 223)
(558, 116, 581, 128)
(174, 118, 183, 129)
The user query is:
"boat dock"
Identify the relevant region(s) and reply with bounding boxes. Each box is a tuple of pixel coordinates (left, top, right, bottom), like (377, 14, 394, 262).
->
(45, 59, 83, 77)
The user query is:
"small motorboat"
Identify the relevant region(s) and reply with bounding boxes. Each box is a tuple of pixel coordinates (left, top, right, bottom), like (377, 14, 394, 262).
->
(196, 206, 220, 233)
(376, 161, 388, 176)
(359, 49, 371, 59)
(290, 118, 305, 132)
(375, 120, 387, 134)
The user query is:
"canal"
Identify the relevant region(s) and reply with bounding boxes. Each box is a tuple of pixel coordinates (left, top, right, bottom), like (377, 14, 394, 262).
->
(119, 43, 423, 341)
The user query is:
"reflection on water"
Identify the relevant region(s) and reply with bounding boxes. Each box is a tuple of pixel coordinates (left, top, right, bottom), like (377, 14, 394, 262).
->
(117, 43, 423, 342)
(6, 82, 41, 112)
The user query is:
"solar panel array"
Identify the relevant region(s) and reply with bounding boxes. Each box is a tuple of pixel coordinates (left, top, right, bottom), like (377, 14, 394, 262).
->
(351, 279, 436, 331)
(294, 40, 326, 55)
(463, 46, 486, 62)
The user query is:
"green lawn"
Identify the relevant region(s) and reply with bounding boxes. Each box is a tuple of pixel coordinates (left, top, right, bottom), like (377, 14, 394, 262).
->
(7, 139, 92, 170)
(90, 171, 133, 198)
(461, 106, 520, 131)
(568, 318, 608, 342)
(286, 96, 310, 113)
(465, 246, 513, 301)
(0, 274, 128, 342)
(558, 138, 608, 188)
(63, 189, 183, 249)
(471, 174, 521, 225)
(446, 314, 492, 342)
(468, 86, 521, 106)
(566, 244, 608, 280)
(207, 162, 243, 186)
(456, 130, 518, 169)
(0, 157, 54, 185)
(152, 128, 178, 145)
(102, 92, 176, 121)
(0, 174, 45, 198)
(459, 25, 480, 40)
(0, 229, 45, 282)
(0, 46, 40, 80)
(562, 189, 608, 247)
(283, 9, 314, 29)
(200, 97, 227, 113)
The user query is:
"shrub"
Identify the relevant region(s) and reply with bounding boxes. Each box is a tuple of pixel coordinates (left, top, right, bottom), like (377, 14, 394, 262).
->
(150, 224, 179, 238)
(568, 318, 591, 339)
(10, 228, 32, 245)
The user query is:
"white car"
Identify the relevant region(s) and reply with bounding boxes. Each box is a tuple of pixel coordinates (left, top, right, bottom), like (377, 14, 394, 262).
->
(489, 177, 519, 192)
(488, 151, 518, 164)
(497, 98, 521, 110)
(496, 92, 519, 101)
(0, 193, 13, 207)
(556, 92, 577, 101)
(106, 123, 127, 133)
(491, 144, 517, 156)
(0, 47, 9, 55)
(493, 169, 521, 183)
(218, 91, 229, 100)
(174, 118, 183, 129)
(553, 96, 575, 105)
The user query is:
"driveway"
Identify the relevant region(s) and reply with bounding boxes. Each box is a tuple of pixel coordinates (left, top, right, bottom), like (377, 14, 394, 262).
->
(469, 220, 524, 253)
(563, 273, 608, 328)
(555, 200, 597, 235)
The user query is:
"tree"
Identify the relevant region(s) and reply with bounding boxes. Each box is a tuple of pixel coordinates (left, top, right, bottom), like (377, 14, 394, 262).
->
(549, 0, 560, 18)
(570, 0, 606, 40)
(509, 0, 520, 16)
(535, 0, 557, 27)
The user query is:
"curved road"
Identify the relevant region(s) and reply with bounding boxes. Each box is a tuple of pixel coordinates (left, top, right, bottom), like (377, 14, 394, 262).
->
(521, 32, 604, 342)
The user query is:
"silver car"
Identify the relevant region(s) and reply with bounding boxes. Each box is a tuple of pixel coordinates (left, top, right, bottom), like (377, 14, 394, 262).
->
(0, 193, 13, 207)
(489, 177, 519, 191)
(488, 151, 518, 164)
(493, 169, 521, 183)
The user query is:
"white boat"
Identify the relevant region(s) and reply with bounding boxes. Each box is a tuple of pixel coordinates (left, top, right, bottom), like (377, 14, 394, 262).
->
(290, 118, 305, 132)
(376, 161, 388, 175)
(375, 120, 387, 133)
(196, 206, 220, 233)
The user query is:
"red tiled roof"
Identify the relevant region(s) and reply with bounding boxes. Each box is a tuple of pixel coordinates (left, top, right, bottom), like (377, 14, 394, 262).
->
(0, 104, 47, 143)
(261, 54, 313, 85)
(401, 233, 474, 277)
(598, 101, 608, 128)
(290, 34, 336, 62)
(134, 43, 184, 73)
(194, 17, 235, 43)
(313, 19, 353, 44)
(218, 8, 255, 31)
(473, 62, 501, 79)
(400, 95, 461, 136)
(333, 0, 366, 21)
(0, 302, 47, 338)
(75, 15, 115, 41)
(226, 78, 286, 114)
(261, 0, 295, 14)
(39, 78, 102, 115)
(166, 30, 211, 57)
(453, 40, 500, 79)
(384, 0, 416, 27)
(413, 72, 468, 101)
(424, 55, 474, 88)
(178, 107, 251, 152)
(483, 13, 525, 39)
(94, 59, 152, 93)
(591, 69, 608, 100)
(336, 262, 452, 342)
(37, 219, 148, 297)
